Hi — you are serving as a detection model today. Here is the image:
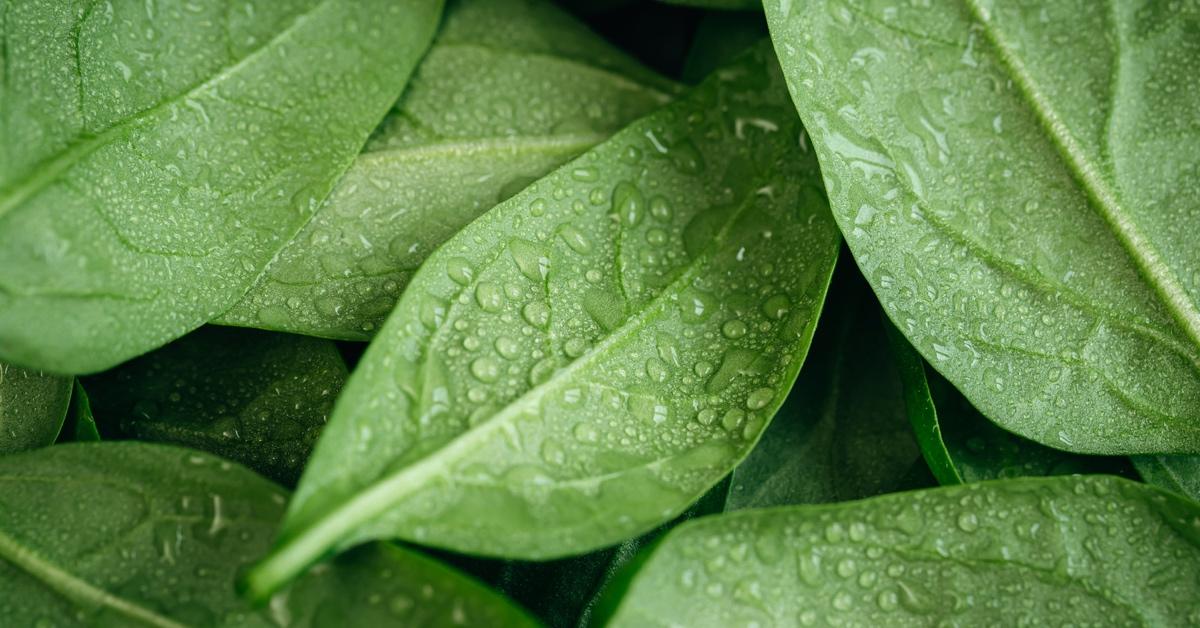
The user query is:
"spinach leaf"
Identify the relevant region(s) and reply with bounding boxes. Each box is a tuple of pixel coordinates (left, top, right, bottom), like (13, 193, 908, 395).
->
(214, 0, 677, 340)
(0, 363, 72, 454)
(84, 326, 347, 485)
(765, 0, 1200, 454)
(887, 323, 1134, 485)
(680, 13, 768, 85)
(243, 42, 841, 598)
(1134, 455, 1200, 503)
(602, 475, 1200, 626)
(0, 442, 538, 627)
(61, 380, 101, 443)
(0, 0, 442, 374)
(726, 262, 933, 509)
(657, 0, 760, 10)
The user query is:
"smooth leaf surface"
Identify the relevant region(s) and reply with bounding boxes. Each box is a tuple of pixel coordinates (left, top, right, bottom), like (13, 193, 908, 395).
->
(0, 442, 538, 627)
(0, 0, 442, 373)
(62, 380, 101, 443)
(725, 263, 933, 509)
(604, 475, 1200, 626)
(85, 327, 347, 485)
(214, 0, 677, 340)
(1134, 455, 1200, 503)
(887, 323, 1133, 485)
(0, 363, 71, 453)
(244, 43, 841, 598)
(680, 13, 768, 85)
(766, 0, 1200, 454)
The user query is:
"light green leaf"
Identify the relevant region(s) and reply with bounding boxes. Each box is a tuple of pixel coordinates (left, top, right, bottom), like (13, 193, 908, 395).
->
(243, 42, 840, 598)
(0, 0, 442, 374)
(0, 442, 538, 627)
(1134, 455, 1200, 503)
(0, 363, 71, 454)
(887, 321, 1134, 485)
(726, 265, 932, 509)
(214, 0, 677, 340)
(84, 327, 347, 485)
(765, 0, 1200, 453)
(604, 475, 1200, 626)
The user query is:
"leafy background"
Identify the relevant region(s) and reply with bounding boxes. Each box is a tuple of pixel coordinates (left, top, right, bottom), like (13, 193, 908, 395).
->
(1, 0, 1198, 626)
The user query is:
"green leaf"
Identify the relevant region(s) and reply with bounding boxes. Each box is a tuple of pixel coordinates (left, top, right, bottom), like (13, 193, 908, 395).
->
(726, 264, 933, 509)
(1134, 455, 1200, 503)
(0, 442, 538, 627)
(243, 42, 841, 598)
(0, 0, 442, 374)
(84, 326, 347, 485)
(603, 475, 1200, 626)
(887, 322, 1133, 485)
(0, 363, 71, 453)
(656, 0, 760, 10)
(62, 380, 101, 443)
(213, 0, 677, 340)
(680, 14, 768, 85)
(765, 0, 1200, 454)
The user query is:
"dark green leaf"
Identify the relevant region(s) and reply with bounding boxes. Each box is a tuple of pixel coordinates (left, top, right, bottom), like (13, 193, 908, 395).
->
(726, 262, 933, 509)
(1134, 455, 1200, 503)
(85, 327, 347, 485)
(0, 363, 71, 454)
(62, 380, 101, 443)
(213, 0, 677, 340)
(681, 14, 768, 84)
(604, 476, 1200, 626)
(766, 0, 1200, 454)
(887, 322, 1134, 485)
(0, 442, 538, 627)
(0, 0, 442, 374)
(244, 42, 840, 598)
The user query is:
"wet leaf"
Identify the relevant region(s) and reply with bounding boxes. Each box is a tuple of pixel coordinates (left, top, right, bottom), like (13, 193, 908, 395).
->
(214, 0, 677, 340)
(0, 363, 71, 453)
(0, 442, 538, 627)
(85, 327, 348, 485)
(766, 0, 1200, 454)
(1133, 455, 1200, 503)
(243, 43, 840, 598)
(603, 476, 1200, 626)
(0, 0, 442, 373)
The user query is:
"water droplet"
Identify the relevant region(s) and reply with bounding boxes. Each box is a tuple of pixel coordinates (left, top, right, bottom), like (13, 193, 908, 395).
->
(470, 357, 501, 383)
(446, 257, 475, 285)
(475, 282, 505, 312)
(612, 181, 645, 227)
(559, 225, 593, 255)
(722, 319, 748, 339)
(522, 302, 551, 328)
(745, 387, 774, 410)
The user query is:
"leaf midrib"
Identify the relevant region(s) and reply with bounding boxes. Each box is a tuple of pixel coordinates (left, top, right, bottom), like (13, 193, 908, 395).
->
(249, 162, 759, 593)
(0, 526, 186, 628)
(961, 0, 1200, 355)
(0, 0, 335, 222)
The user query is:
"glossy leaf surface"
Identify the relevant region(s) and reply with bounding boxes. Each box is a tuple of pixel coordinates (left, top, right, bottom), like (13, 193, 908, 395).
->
(0, 442, 538, 627)
(245, 43, 841, 597)
(0, 0, 442, 373)
(215, 0, 676, 340)
(726, 264, 932, 509)
(62, 380, 101, 443)
(605, 476, 1200, 626)
(887, 323, 1133, 485)
(0, 364, 71, 453)
(766, 0, 1200, 454)
(85, 327, 347, 485)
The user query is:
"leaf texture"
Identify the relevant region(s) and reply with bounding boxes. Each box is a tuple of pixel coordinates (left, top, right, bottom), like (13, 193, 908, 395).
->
(243, 42, 841, 598)
(766, 0, 1200, 453)
(0, 0, 442, 373)
(0, 363, 71, 453)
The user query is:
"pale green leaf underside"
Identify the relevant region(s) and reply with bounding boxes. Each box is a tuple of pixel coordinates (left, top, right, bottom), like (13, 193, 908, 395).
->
(766, 0, 1200, 453)
(0, 443, 537, 627)
(84, 326, 347, 485)
(244, 42, 840, 598)
(0, 363, 71, 454)
(0, 0, 440, 373)
(606, 476, 1200, 626)
(214, 0, 676, 340)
